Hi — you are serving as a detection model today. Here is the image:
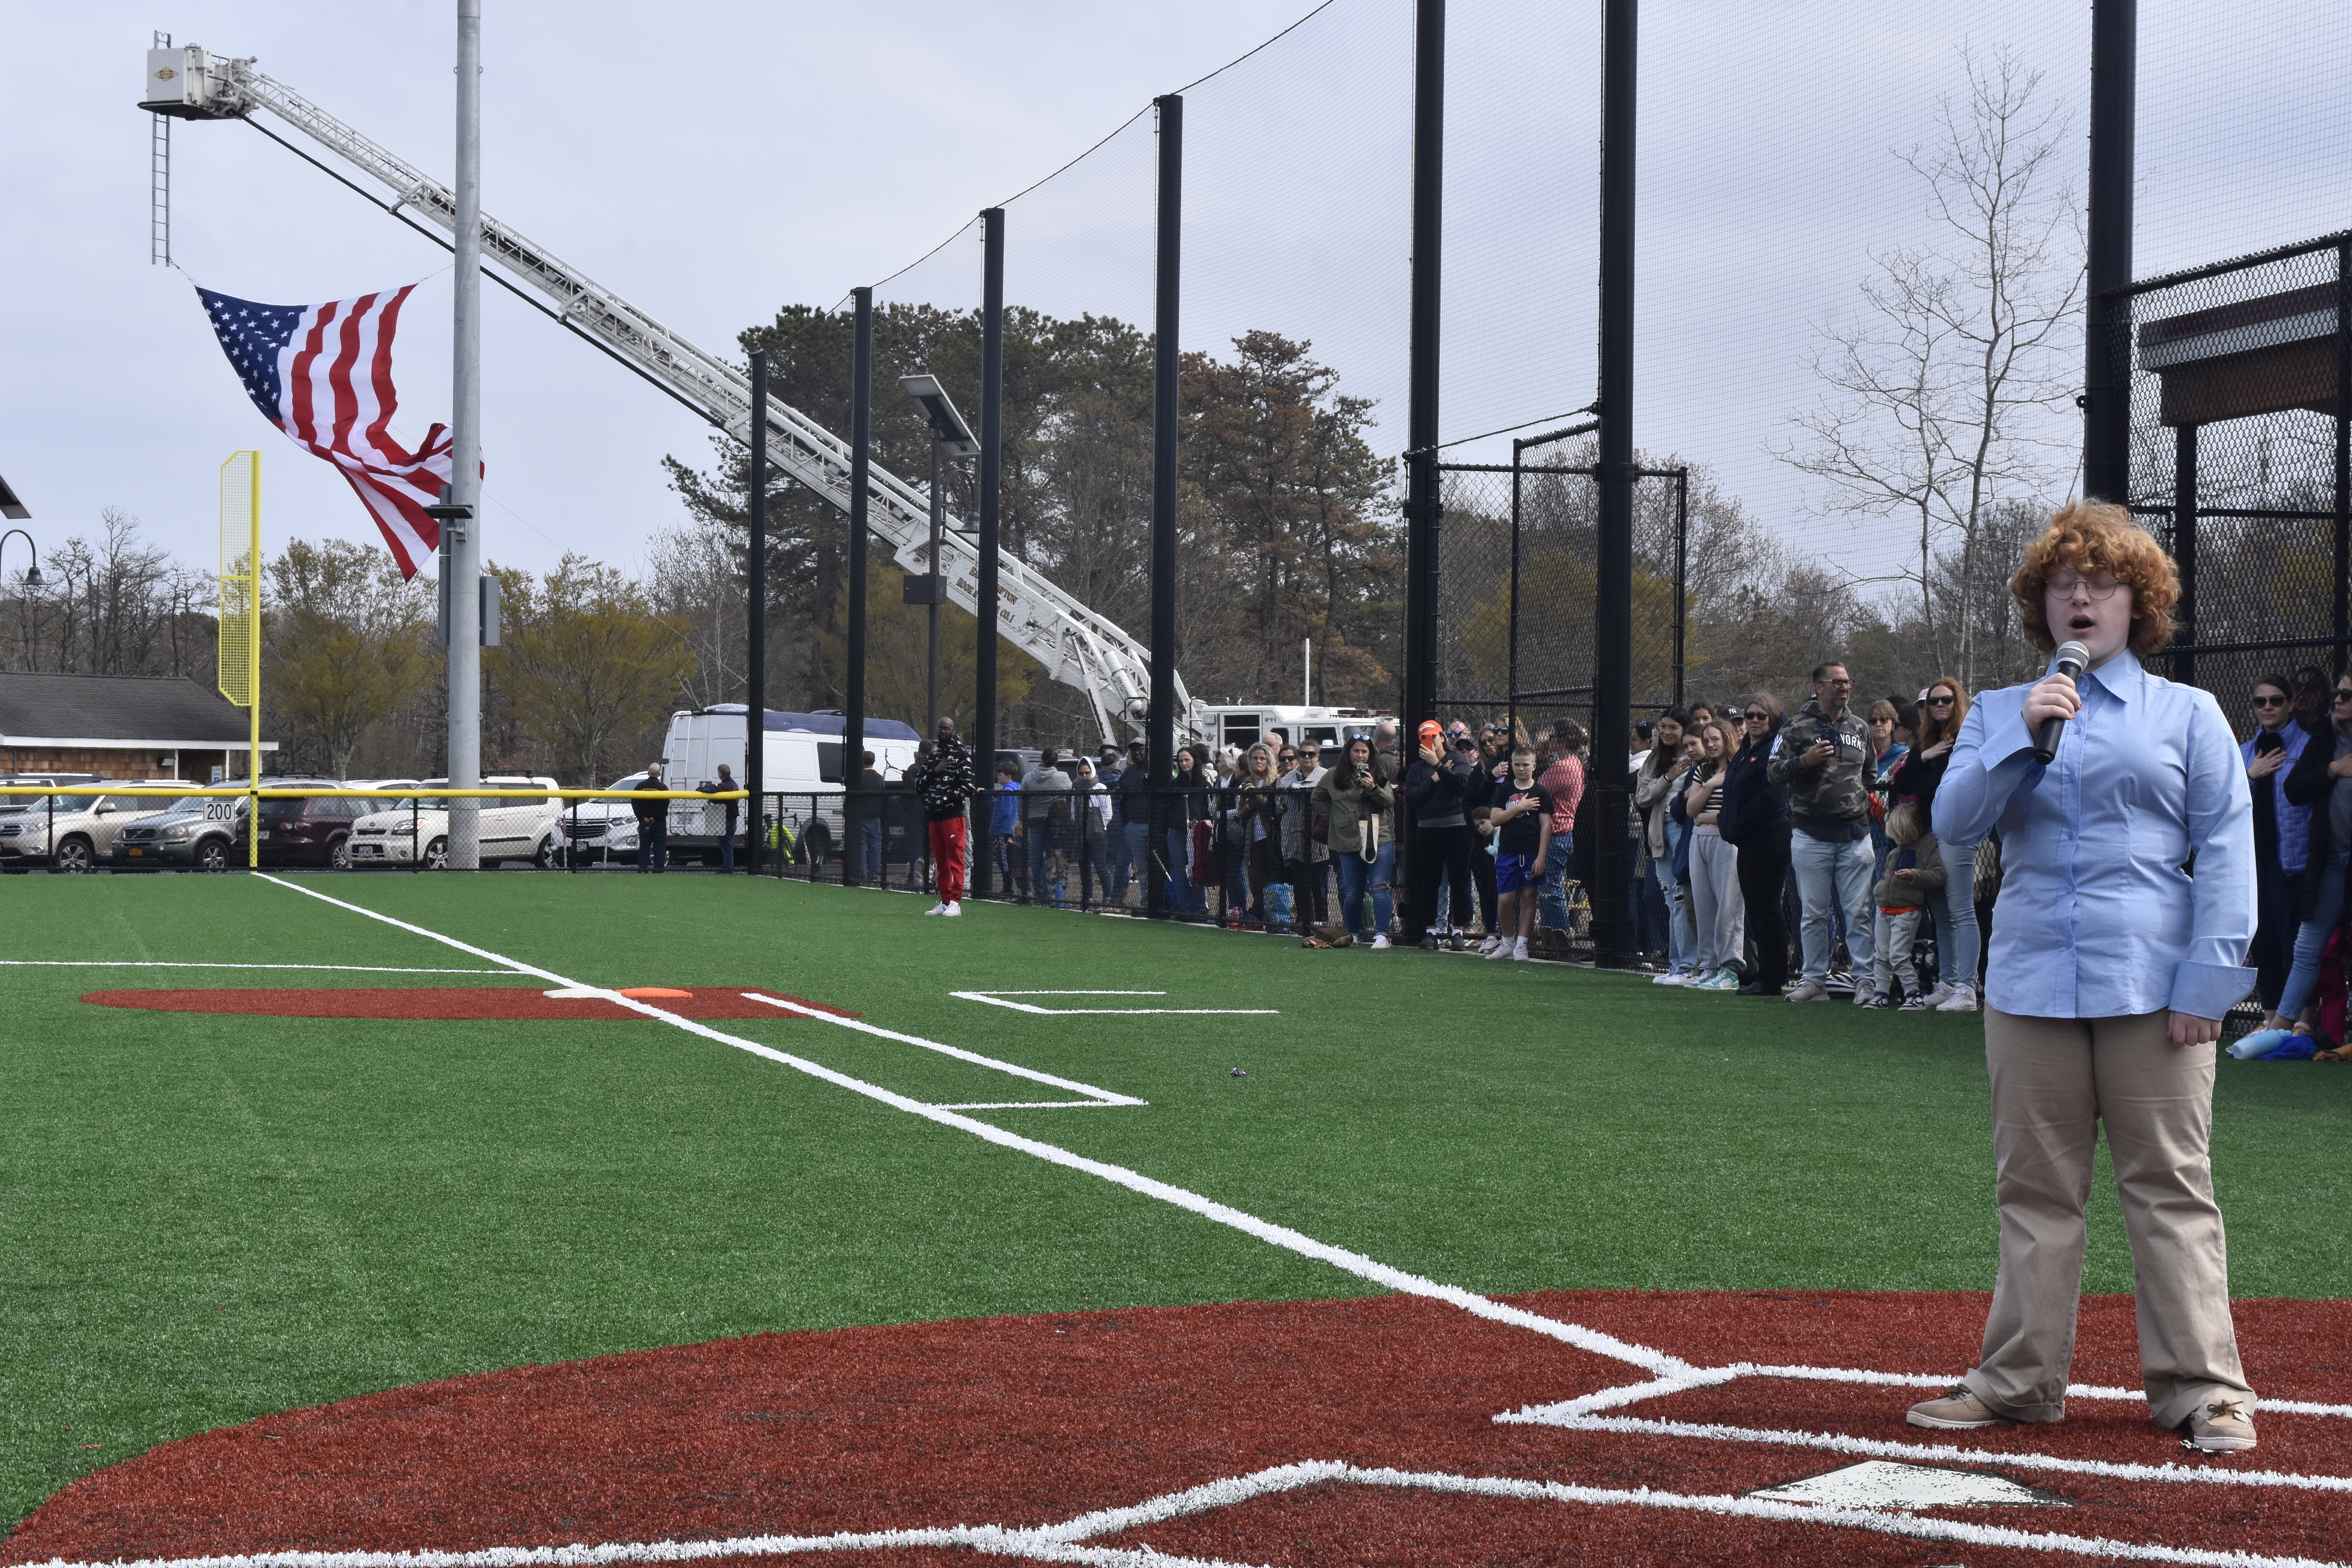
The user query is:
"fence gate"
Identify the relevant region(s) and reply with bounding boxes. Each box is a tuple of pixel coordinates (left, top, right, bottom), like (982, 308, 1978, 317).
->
(2119, 230, 2350, 703)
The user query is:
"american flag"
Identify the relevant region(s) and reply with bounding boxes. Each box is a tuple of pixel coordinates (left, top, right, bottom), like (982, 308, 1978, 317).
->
(197, 283, 466, 578)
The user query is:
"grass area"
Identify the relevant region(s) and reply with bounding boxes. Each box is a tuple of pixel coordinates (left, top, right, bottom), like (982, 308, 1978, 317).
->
(3, 869, 2344, 1530)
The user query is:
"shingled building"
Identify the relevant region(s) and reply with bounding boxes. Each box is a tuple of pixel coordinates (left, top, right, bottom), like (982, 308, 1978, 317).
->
(0, 673, 278, 781)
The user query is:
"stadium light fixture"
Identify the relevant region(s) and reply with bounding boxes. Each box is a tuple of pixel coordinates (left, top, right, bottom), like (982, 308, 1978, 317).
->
(898, 375, 979, 456)
(0, 470, 28, 522)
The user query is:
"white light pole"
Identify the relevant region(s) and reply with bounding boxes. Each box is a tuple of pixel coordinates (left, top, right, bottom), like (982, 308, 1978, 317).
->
(445, 0, 483, 867)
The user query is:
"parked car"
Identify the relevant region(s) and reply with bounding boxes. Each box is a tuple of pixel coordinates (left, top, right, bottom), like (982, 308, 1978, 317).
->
(0, 784, 177, 871)
(560, 772, 650, 866)
(108, 777, 343, 871)
(254, 789, 381, 868)
(346, 777, 563, 869)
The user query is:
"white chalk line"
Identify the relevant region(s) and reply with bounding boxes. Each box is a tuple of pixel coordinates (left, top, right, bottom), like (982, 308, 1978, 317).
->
(1494, 1410, 2352, 1495)
(1514, 1363, 2352, 1422)
(735, 992, 1142, 1107)
(3, 960, 512, 974)
(23, 1459, 2350, 1568)
(249, 875, 1686, 1379)
(955, 989, 1279, 1015)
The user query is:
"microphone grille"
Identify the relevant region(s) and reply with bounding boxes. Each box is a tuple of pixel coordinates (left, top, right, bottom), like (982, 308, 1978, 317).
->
(2055, 639, 2091, 671)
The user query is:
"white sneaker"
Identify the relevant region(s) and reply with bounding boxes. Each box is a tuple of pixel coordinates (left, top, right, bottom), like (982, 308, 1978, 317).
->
(1484, 937, 1512, 959)
(1923, 980, 1955, 1007)
(922, 902, 947, 916)
(941, 902, 962, 918)
(1512, 938, 1530, 960)
(1936, 984, 1978, 1012)
(1370, 933, 1391, 950)
(1652, 970, 1691, 986)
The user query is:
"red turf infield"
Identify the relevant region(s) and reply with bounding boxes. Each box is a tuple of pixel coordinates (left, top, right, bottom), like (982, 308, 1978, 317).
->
(77, 987, 856, 1021)
(8, 1289, 2345, 1567)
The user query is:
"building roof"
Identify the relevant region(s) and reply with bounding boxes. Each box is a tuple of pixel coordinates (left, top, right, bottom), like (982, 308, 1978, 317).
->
(0, 673, 278, 749)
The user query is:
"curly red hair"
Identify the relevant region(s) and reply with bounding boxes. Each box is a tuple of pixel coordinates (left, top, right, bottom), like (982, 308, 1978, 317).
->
(2010, 500, 2180, 659)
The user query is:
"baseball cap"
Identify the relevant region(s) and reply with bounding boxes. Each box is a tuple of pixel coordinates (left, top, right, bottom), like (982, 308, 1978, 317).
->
(1417, 720, 1443, 743)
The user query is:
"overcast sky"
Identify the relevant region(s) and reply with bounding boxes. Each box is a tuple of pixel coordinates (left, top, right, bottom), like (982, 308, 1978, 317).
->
(5, 1, 2345, 609)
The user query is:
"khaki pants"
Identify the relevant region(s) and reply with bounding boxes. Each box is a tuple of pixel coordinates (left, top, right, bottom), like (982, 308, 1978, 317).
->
(1962, 1009, 2252, 1428)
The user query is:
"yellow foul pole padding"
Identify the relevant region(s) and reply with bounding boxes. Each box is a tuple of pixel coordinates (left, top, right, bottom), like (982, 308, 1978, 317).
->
(218, 451, 261, 868)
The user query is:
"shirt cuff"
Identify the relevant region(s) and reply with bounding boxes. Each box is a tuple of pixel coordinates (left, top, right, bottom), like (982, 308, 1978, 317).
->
(2170, 960, 2257, 1022)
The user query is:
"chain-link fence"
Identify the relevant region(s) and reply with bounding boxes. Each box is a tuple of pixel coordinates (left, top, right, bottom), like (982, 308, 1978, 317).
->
(2118, 230, 2350, 715)
(1431, 457, 1686, 741)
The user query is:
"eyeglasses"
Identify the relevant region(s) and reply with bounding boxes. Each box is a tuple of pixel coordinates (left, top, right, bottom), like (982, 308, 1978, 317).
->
(2252, 695, 2289, 709)
(1744, 712, 1769, 722)
(2047, 572, 2123, 599)
(1867, 715, 1893, 725)
(1925, 694, 1956, 708)
(2335, 689, 2352, 704)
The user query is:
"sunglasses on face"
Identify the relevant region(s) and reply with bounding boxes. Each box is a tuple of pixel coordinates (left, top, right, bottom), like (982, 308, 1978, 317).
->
(1744, 713, 1769, 722)
(2253, 695, 2289, 708)
(2336, 689, 2352, 703)
(1925, 695, 1956, 707)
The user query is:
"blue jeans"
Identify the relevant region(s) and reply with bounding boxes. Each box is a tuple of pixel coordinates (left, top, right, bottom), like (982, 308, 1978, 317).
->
(635, 819, 667, 871)
(1926, 842, 1980, 992)
(1336, 840, 1395, 938)
(1025, 821, 1059, 902)
(858, 816, 882, 880)
(1539, 832, 1574, 933)
(720, 821, 737, 872)
(1655, 824, 1697, 972)
(1165, 826, 1203, 913)
(1789, 828, 1877, 986)
(2277, 849, 2349, 1022)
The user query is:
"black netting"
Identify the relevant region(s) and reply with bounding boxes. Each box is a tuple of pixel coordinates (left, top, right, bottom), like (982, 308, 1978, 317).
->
(2119, 233, 2349, 720)
(1431, 456, 1685, 737)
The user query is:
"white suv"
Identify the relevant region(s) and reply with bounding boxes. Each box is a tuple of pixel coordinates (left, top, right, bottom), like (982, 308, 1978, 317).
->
(0, 785, 176, 871)
(346, 777, 563, 869)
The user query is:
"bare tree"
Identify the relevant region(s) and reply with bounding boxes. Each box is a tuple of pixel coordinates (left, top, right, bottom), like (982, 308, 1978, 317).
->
(1778, 43, 2083, 687)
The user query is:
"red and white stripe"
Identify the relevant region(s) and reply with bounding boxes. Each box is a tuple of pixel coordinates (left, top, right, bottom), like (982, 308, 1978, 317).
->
(272, 286, 457, 579)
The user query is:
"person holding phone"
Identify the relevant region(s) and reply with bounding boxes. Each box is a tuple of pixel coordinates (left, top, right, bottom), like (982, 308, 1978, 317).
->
(2238, 673, 2312, 1017)
(1404, 720, 1478, 948)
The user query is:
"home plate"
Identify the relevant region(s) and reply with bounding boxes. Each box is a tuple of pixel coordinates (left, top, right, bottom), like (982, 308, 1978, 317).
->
(1746, 1460, 2071, 1508)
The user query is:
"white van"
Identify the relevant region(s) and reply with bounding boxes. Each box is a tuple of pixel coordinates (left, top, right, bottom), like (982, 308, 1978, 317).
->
(661, 707, 923, 864)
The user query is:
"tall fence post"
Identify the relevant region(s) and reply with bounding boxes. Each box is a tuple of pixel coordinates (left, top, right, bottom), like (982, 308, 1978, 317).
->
(845, 285, 873, 888)
(2083, 0, 2135, 504)
(975, 209, 1005, 896)
(746, 350, 768, 876)
(2173, 423, 2198, 686)
(1148, 97, 1182, 920)
(1506, 440, 1523, 740)
(2337, 238, 2350, 677)
(1400, 0, 1444, 942)
(1673, 469, 1688, 711)
(1589, 0, 1637, 967)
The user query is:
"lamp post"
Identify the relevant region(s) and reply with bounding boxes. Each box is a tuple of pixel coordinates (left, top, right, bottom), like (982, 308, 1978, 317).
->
(0, 528, 42, 670)
(897, 374, 979, 733)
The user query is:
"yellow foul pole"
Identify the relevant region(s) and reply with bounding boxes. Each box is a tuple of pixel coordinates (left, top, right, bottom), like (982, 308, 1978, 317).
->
(218, 451, 262, 868)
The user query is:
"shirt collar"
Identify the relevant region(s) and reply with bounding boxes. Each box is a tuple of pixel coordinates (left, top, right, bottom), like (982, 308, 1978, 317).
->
(2052, 646, 2144, 704)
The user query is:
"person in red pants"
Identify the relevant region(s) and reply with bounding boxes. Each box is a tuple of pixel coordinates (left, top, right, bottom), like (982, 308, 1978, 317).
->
(909, 716, 980, 916)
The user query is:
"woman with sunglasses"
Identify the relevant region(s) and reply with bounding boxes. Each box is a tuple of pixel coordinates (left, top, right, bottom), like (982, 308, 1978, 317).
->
(1891, 676, 1983, 1012)
(2239, 674, 2312, 1018)
(1910, 500, 2257, 1455)
(2256, 673, 2352, 1037)
(1716, 691, 1790, 995)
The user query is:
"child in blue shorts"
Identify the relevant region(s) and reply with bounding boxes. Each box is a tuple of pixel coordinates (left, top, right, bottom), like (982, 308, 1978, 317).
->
(1485, 744, 1554, 961)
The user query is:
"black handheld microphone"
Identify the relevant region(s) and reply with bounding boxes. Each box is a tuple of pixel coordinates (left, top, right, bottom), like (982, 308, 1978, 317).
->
(2032, 640, 2092, 765)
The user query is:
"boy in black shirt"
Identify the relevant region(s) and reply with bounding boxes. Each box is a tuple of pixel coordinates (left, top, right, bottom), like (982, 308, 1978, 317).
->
(1486, 744, 1553, 962)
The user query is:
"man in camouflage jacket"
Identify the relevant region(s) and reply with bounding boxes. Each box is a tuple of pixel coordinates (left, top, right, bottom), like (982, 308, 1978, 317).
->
(1767, 661, 1879, 1002)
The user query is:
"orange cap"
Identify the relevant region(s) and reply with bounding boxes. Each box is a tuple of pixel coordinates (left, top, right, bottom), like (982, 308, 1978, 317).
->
(1417, 720, 1443, 742)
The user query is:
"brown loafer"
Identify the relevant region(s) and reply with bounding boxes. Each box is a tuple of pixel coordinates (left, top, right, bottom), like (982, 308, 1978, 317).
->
(1906, 1384, 2012, 1430)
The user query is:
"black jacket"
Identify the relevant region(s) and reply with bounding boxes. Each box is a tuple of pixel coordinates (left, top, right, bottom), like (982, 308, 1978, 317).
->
(1404, 754, 1477, 824)
(2283, 724, 2352, 919)
(1717, 733, 1790, 849)
(632, 777, 668, 826)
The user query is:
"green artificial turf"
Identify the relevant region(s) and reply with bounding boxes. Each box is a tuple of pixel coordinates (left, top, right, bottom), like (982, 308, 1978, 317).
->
(2, 869, 2344, 1529)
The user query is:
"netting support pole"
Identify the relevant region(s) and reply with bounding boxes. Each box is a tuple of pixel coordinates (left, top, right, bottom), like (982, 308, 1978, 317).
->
(2082, 0, 2134, 505)
(2172, 424, 2196, 688)
(845, 285, 873, 889)
(1507, 445, 1523, 741)
(1673, 469, 1688, 711)
(1399, 0, 1443, 943)
(1147, 95, 1183, 920)
(974, 207, 1005, 897)
(747, 350, 768, 877)
(1589, 0, 1637, 967)
(2337, 238, 2350, 678)
(444, 0, 484, 871)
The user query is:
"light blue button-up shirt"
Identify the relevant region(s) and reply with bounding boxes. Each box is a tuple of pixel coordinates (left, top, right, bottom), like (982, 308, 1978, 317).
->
(1936, 649, 2257, 1021)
